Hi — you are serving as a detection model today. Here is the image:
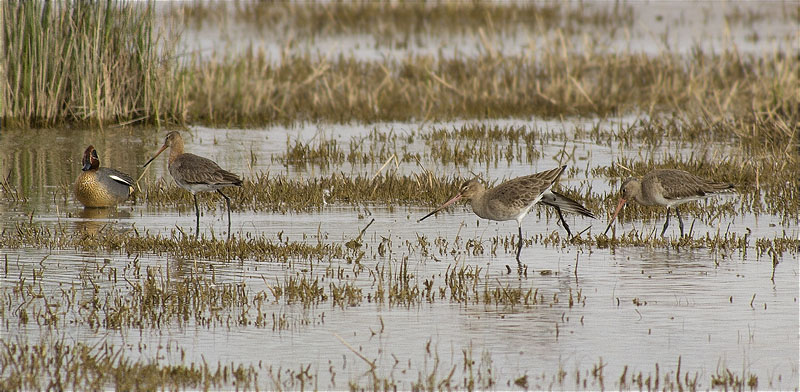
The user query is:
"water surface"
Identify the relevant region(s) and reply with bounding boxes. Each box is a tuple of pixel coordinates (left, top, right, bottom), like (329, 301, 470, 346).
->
(1, 120, 797, 389)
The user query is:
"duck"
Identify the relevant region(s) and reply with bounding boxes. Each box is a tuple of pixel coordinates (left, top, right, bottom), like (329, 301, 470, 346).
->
(75, 145, 134, 208)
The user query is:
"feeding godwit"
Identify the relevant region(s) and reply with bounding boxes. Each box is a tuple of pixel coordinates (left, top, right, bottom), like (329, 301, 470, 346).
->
(75, 145, 134, 208)
(604, 169, 734, 237)
(143, 131, 242, 238)
(418, 165, 595, 270)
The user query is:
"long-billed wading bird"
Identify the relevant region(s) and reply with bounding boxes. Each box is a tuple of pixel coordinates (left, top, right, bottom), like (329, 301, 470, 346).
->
(75, 145, 134, 208)
(604, 169, 734, 237)
(142, 131, 242, 239)
(418, 165, 595, 270)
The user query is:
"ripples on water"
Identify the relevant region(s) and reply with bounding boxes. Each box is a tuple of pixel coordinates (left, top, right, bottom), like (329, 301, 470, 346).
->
(1, 119, 797, 389)
(1, 2, 798, 388)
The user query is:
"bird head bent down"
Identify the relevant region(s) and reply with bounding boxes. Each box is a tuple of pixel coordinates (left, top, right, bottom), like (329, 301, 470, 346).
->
(603, 177, 640, 235)
(418, 178, 484, 222)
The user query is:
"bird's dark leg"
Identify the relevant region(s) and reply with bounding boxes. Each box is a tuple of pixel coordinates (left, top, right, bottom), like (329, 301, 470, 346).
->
(675, 206, 685, 237)
(554, 206, 572, 238)
(516, 225, 524, 271)
(193, 194, 200, 239)
(217, 189, 232, 240)
(660, 207, 671, 237)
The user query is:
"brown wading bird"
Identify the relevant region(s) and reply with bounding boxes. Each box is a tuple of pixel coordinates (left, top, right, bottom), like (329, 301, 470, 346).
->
(604, 169, 735, 237)
(143, 131, 242, 239)
(75, 145, 134, 208)
(418, 165, 595, 270)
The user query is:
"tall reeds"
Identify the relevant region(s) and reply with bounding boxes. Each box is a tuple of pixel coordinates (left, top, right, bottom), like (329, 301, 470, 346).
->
(1, 0, 185, 128)
(1, 1, 796, 129)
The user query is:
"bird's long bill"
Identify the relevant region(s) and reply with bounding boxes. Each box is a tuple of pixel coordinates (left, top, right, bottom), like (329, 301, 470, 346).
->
(603, 198, 627, 235)
(142, 144, 168, 168)
(418, 194, 462, 223)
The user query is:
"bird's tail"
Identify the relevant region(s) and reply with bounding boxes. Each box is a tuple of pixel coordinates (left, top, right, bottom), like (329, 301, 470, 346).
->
(541, 190, 595, 219)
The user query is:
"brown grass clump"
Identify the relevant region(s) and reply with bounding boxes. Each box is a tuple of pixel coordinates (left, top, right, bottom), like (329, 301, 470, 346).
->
(141, 172, 464, 213)
(0, 338, 258, 390)
(183, 47, 798, 127)
(3, 2, 796, 129)
(168, 1, 634, 39)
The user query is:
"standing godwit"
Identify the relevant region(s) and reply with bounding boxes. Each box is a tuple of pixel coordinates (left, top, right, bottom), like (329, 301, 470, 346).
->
(604, 169, 734, 237)
(143, 131, 242, 238)
(418, 165, 595, 270)
(75, 145, 134, 208)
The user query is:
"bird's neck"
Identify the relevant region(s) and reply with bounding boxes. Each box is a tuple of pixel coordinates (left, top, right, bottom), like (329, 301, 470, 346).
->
(632, 182, 652, 206)
(468, 192, 488, 218)
(168, 142, 185, 165)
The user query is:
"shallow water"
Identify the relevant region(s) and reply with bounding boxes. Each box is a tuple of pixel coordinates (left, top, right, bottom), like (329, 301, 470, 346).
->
(3, 237, 798, 388)
(168, 2, 798, 60)
(2, 1, 799, 388)
(1, 118, 797, 389)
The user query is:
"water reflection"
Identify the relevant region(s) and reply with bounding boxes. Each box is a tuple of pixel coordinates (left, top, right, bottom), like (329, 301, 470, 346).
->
(0, 128, 162, 210)
(0, 123, 797, 389)
(75, 207, 132, 235)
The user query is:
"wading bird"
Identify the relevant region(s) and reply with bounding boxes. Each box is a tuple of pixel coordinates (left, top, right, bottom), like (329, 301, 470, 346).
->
(604, 169, 734, 237)
(419, 166, 594, 270)
(143, 131, 242, 239)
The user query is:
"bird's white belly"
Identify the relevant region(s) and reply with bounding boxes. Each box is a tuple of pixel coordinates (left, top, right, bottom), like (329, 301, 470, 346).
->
(661, 195, 708, 208)
(175, 179, 222, 194)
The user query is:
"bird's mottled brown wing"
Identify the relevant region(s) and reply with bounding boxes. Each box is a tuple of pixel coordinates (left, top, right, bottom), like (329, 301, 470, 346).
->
(485, 166, 566, 210)
(649, 169, 732, 201)
(171, 153, 242, 186)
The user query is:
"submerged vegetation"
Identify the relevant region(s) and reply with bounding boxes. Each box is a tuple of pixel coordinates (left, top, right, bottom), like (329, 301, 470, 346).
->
(1, 1, 798, 390)
(2, 336, 754, 391)
(1, 218, 791, 389)
(129, 116, 798, 224)
(1, 210, 797, 266)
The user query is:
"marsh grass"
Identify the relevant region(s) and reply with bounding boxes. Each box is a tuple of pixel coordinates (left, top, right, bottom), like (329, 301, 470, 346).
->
(137, 128, 798, 223)
(182, 46, 798, 127)
(2, 2, 797, 389)
(278, 117, 795, 178)
(2, 0, 185, 128)
(277, 137, 345, 168)
(0, 337, 258, 390)
(3, 3, 797, 128)
(169, 1, 634, 40)
(0, 222, 793, 389)
(0, 336, 758, 391)
(2, 231, 587, 340)
(4, 215, 796, 272)
(141, 172, 464, 213)
(0, 171, 26, 203)
(273, 123, 546, 169)
(2, 220, 345, 262)
(598, 149, 799, 221)
(711, 367, 759, 390)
